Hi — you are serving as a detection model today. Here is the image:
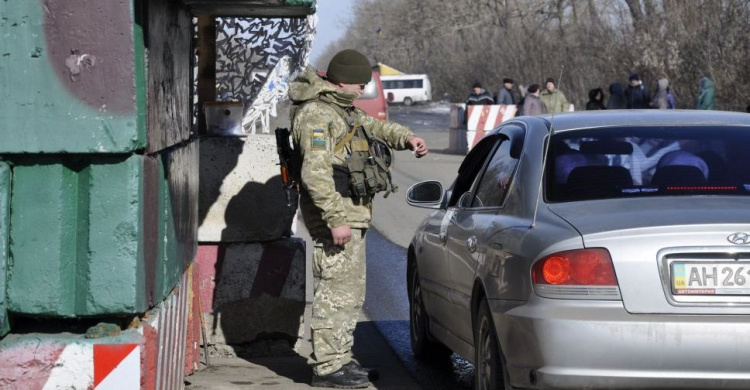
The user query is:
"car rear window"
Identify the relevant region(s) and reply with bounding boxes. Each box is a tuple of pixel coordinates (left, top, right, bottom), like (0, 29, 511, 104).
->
(546, 126, 750, 202)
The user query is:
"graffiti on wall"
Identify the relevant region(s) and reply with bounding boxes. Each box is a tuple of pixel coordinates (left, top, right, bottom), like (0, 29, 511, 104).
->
(214, 15, 317, 134)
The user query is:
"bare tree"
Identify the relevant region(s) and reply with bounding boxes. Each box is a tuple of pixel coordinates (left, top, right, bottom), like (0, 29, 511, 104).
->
(320, 0, 749, 111)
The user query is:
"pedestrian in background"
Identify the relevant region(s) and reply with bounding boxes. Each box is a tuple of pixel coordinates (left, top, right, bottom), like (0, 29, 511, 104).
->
(496, 78, 517, 105)
(586, 87, 607, 110)
(540, 77, 570, 113)
(746, 104, 750, 113)
(523, 84, 547, 115)
(651, 78, 676, 109)
(289, 49, 429, 389)
(625, 73, 651, 109)
(466, 81, 494, 105)
(696, 77, 715, 110)
(607, 82, 627, 109)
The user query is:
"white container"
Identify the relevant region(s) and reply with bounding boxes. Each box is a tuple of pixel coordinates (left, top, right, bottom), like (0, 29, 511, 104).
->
(204, 101, 245, 136)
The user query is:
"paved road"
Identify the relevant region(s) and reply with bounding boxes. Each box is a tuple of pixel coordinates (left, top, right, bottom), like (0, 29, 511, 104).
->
(371, 104, 464, 248)
(364, 103, 474, 389)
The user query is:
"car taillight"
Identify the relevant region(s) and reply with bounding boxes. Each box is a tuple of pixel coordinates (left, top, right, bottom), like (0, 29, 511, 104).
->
(378, 111, 387, 120)
(533, 249, 617, 286)
(532, 249, 621, 300)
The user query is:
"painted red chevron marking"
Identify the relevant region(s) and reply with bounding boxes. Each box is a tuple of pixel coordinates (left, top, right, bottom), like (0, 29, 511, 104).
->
(94, 344, 138, 387)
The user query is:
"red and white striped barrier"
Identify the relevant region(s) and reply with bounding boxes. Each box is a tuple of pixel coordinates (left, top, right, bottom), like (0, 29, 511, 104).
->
(0, 266, 199, 390)
(140, 265, 196, 390)
(466, 105, 517, 147)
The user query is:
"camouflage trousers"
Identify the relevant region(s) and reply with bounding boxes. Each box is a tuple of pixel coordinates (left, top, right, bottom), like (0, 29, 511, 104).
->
(310, 228, 367, 376)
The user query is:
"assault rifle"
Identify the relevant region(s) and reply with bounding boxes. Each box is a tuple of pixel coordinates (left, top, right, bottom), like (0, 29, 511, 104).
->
(275, 127, 298, 208)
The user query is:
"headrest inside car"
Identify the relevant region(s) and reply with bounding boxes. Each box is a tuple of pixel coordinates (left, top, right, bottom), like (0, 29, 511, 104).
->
(567, 166, 633, 188)
(651, 165, 707, 186)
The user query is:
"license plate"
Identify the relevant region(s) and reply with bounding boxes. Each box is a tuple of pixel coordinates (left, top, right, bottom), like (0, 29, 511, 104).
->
(672, 262, 750, 295)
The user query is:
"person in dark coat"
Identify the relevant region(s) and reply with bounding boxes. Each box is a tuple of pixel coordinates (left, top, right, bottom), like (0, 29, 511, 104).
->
(607, 83, 627, 109)
(522, 84, 546, 116)
(496, 78, 517, 105)
(586, 88, 607, 110)
(466, 81, 494, 105)
(746, 105, 750, 113)
(625, 73, 651, 109)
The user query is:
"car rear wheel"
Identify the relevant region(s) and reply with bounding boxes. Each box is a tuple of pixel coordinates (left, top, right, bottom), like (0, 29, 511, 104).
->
(404, 97, 414, 106)
(409, 267, 451, 359)
(474, 299, 510, 390)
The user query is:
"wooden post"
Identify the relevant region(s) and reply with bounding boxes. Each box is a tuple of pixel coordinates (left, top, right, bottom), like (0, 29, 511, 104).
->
(196, 15, 217, 135)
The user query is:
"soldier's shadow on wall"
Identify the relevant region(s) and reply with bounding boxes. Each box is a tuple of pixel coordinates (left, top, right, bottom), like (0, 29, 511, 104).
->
(197, 137, 244, 228)
(204, 160, 303, 364)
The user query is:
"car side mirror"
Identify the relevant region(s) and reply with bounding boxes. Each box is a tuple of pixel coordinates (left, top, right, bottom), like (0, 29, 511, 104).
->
(406, 181, 444, 209)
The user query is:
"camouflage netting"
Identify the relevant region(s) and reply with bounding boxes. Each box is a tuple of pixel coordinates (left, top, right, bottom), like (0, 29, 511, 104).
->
(216, 16, 315, 103)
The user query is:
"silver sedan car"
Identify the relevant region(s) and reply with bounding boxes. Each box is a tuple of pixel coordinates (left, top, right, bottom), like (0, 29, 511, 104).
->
(406, 111, 750, 390)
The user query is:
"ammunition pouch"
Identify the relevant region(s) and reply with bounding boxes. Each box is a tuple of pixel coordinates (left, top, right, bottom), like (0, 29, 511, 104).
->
(315, 99, 398, 199)
(344, 138, 396, 199)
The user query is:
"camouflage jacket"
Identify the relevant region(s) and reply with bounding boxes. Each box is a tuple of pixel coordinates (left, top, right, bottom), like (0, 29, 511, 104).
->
(289, 67, 413, 236)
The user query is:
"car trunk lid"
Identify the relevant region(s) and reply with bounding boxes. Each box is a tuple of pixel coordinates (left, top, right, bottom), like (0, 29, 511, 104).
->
(549, 197, 750, 314)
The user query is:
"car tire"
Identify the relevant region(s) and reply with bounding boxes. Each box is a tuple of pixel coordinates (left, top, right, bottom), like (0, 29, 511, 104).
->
(474, 299, 511, 390)
(404, 97, 414, 106)
(409, 267, 452, 360)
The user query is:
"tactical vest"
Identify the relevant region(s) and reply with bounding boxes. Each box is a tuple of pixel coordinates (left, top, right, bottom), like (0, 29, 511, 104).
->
(297, 98, 398, 199)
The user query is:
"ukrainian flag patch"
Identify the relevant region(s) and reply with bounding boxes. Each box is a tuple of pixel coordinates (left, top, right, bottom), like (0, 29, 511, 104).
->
(311, 129, 326, 150)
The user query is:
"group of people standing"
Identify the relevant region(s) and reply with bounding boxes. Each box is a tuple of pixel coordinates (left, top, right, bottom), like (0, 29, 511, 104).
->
(586, 74, 715, 111)
(465, 78, 570, 116)
(466, 73, 721, 115)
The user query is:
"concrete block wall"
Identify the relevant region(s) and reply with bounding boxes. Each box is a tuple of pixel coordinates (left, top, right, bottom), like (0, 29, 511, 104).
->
(0, 0, 197, 322)
(5, 140, 197, 317)
(195, 239, 306, 345)
(0, 1, 147, 153)
(0, 163, 9, 337)
(153, 141, 200, 303)
(198, 135, 297, 242)
(0, 266, 198, 390)
(0, 0, 192, 154)
(146, 0, 192, 153)
(7, 156, 146, 316)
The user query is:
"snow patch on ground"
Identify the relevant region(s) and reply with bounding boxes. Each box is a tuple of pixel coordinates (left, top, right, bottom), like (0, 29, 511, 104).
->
(419, 102, 452, 114)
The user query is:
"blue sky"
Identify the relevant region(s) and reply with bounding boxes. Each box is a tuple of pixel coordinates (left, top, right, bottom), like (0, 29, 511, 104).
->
(310, 0, 355, 63)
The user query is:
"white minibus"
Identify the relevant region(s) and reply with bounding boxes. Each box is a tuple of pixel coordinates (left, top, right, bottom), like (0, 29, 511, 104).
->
(380, 74, 432, 106)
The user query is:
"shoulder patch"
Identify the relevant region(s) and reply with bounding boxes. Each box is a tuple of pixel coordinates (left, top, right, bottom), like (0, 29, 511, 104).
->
(311, 129, 327, 150)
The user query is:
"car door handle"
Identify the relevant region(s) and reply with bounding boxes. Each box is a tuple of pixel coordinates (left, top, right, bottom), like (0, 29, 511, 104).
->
(467, 236, 477, 253)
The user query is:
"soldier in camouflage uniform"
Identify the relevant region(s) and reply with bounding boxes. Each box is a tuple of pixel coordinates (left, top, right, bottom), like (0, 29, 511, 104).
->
(289, 49, 428, 388)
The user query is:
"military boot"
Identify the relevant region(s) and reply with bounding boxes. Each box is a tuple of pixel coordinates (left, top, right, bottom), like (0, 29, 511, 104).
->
(344, 361, 379, 381)
(311, 365, 369, 389)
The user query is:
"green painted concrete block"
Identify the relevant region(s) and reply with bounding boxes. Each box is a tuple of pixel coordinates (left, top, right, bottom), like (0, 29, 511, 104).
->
(0, 162, 10, 336)
(84, 160, 146, 313)
(155, 141, 199, 302)
(7, 157, 145, 316)
(5, 140, 198, 317)
(0, 1, 147, 153)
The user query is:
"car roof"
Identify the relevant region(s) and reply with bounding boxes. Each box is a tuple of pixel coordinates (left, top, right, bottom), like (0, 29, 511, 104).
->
(517, 110, 750, 134)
